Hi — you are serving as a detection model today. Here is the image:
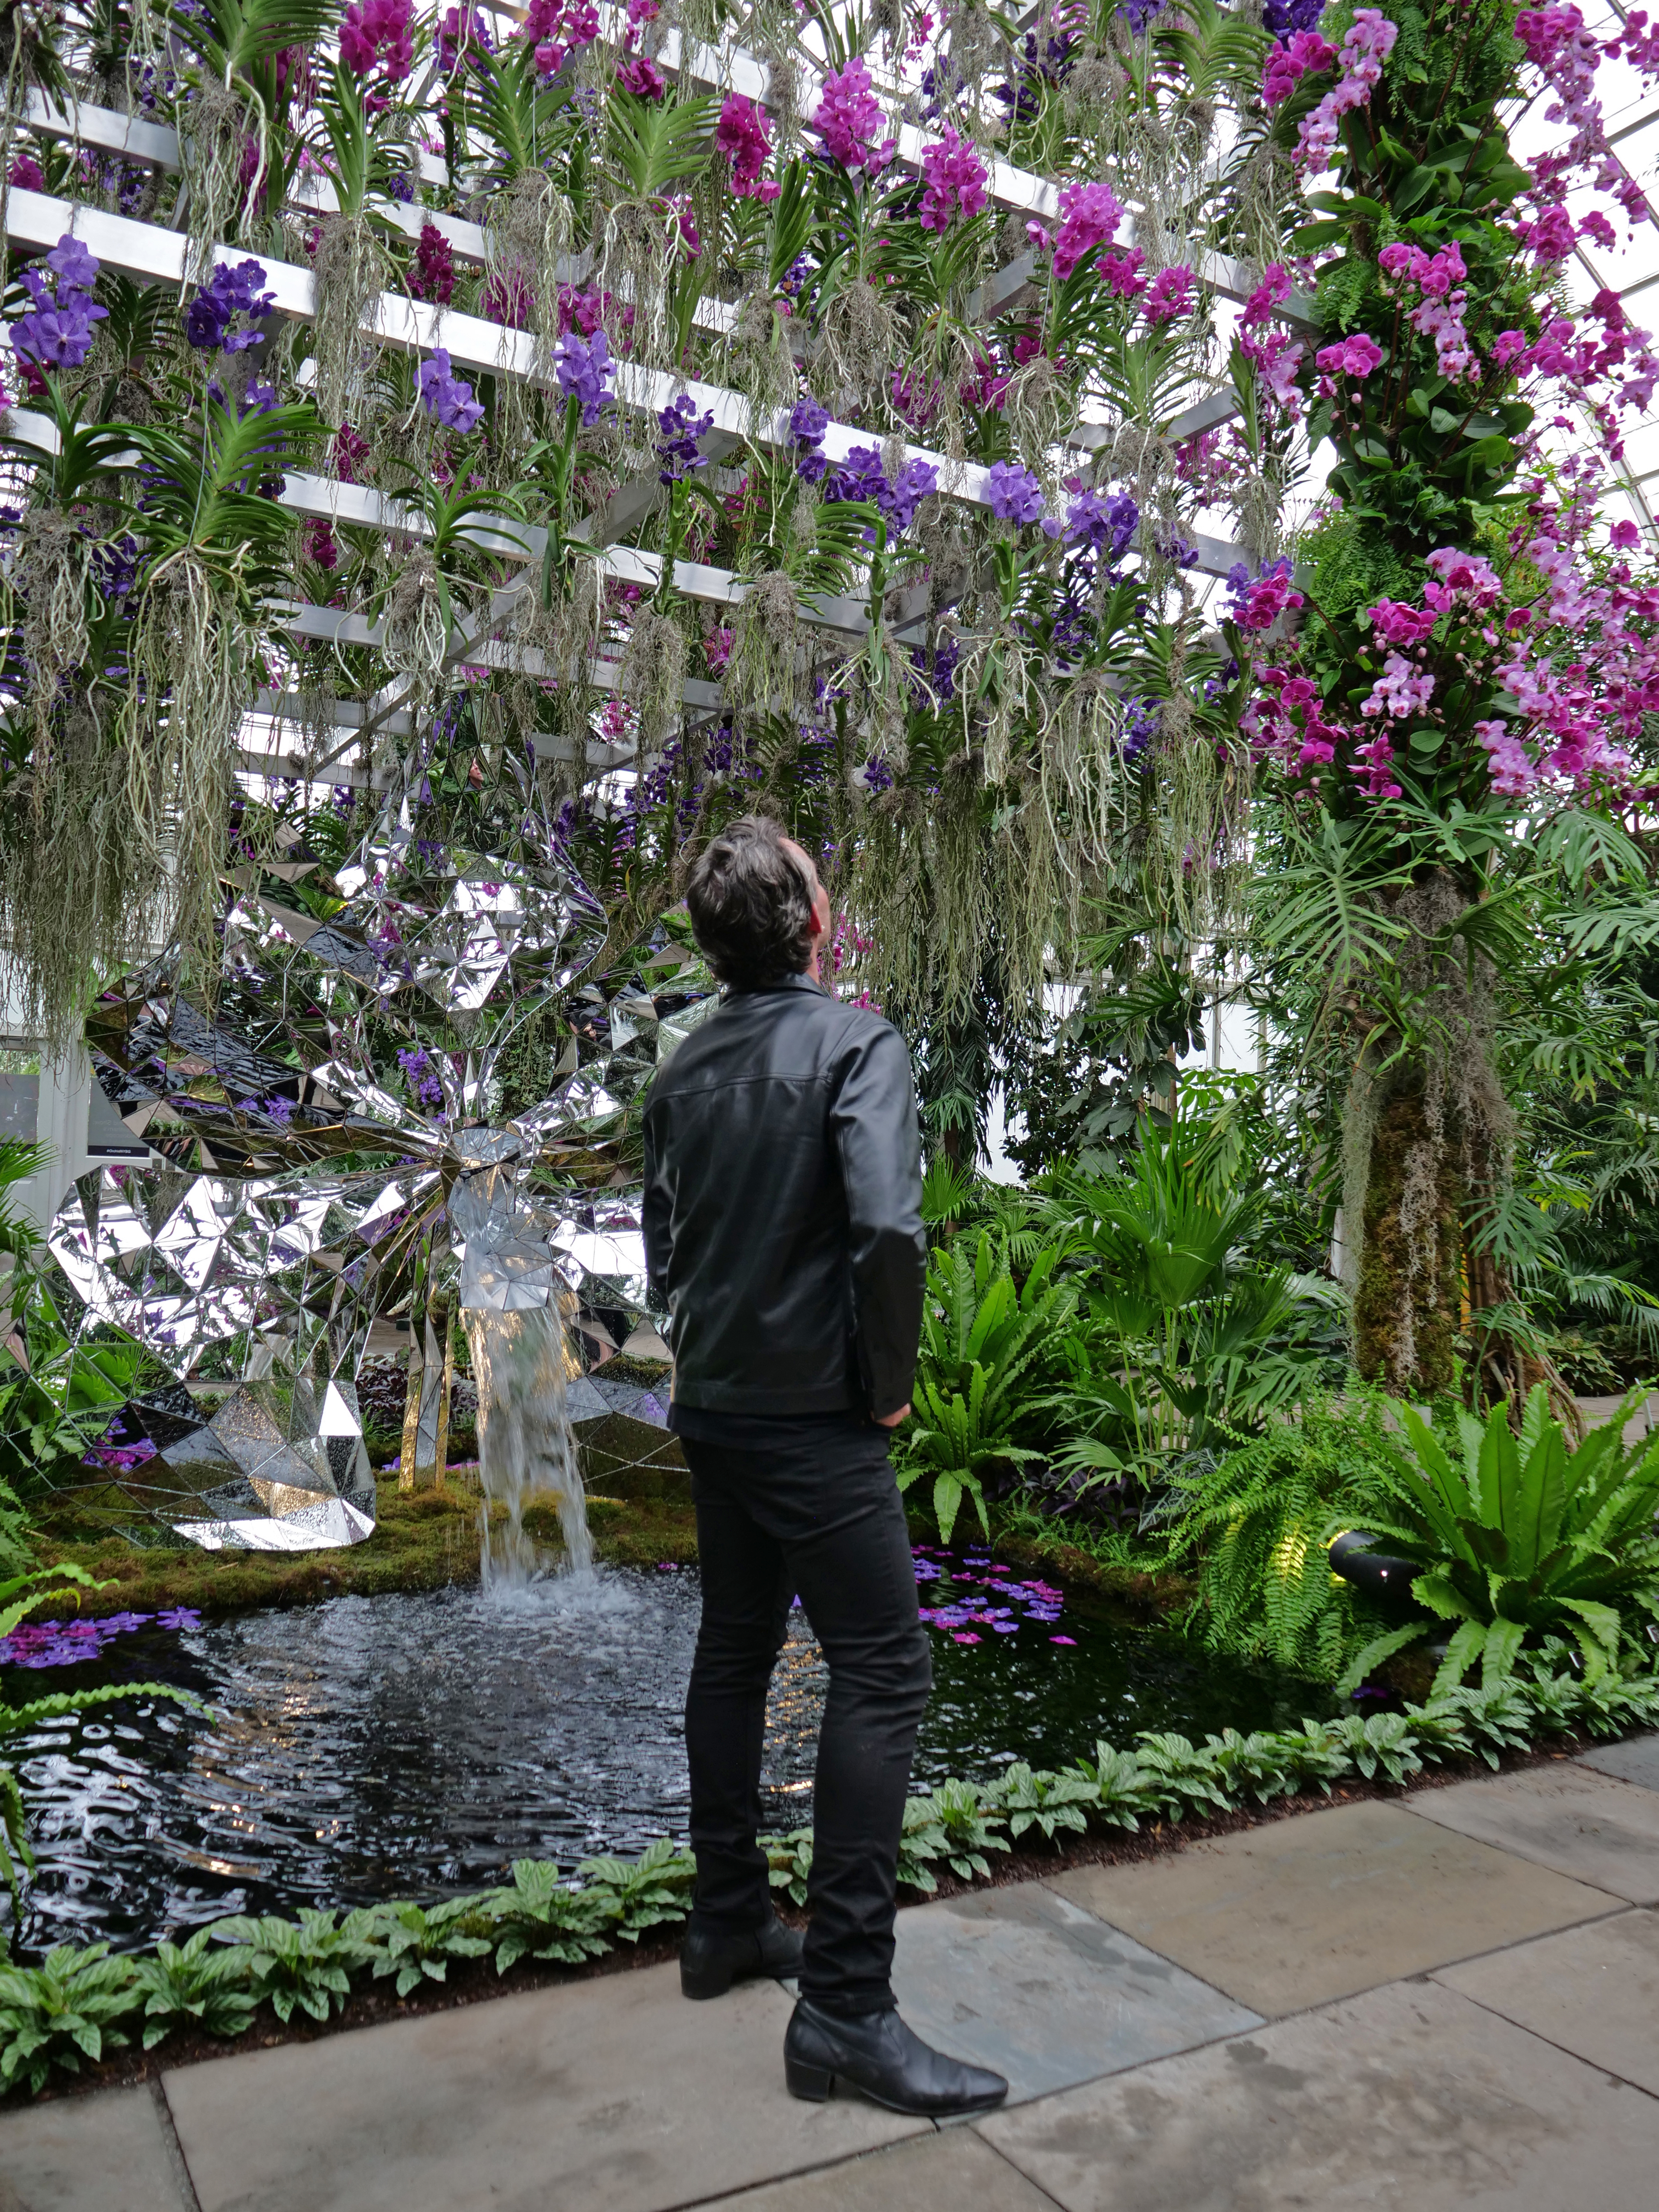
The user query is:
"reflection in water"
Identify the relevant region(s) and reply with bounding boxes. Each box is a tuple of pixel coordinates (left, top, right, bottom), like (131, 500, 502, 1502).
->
(2, 1565, 1336, 1957)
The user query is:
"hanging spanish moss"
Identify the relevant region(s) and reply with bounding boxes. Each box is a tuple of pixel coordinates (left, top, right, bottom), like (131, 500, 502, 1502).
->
(381, 546, 451, 697)
(120, 554, 254, 1000)
(178, 76, 263, 286)
(620, 602, 689, 755)
(310, 214, 390, 431)
(0, 697, 166, 1054)
(724, 569, 800, 718)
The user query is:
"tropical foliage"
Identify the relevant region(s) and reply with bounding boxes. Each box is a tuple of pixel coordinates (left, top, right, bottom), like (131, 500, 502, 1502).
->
(1339, 1386, 1659, 1694)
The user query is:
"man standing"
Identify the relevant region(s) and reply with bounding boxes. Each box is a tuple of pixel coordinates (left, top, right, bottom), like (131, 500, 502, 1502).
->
(642, 815, 1007, 2119)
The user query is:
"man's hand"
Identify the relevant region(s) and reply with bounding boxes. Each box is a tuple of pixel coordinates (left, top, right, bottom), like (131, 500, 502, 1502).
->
(876, 1403, 911, 1428)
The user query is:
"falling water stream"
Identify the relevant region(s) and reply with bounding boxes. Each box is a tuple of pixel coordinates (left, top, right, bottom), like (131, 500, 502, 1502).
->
(464, 1304, 593, 1586)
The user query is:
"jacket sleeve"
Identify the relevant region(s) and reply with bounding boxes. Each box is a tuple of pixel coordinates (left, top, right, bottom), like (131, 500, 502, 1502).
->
(828, 1021, 926, 1418)
(640, 1091, 674, 1315)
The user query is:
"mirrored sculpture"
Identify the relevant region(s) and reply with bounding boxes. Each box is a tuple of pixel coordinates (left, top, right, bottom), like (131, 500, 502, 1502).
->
(3, 728, 713, 1553)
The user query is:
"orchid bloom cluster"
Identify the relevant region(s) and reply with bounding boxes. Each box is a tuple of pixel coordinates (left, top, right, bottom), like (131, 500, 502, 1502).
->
(417, 348, 483, 432)
(1377, 240, 1476, 384)
(811, 55, 895, 176)
(1296, 11, 1399, 172)
(552, 329, 617, 425)
(10, 234, 106, 375)
(656, 392, 714, 484)
(1263, 29, 1336, 106)
(986, 462, 1053, 529)
(1240, 532, 1652, 811)
(823, 446, 940, 535)
(1029, 180, 1123, 279)
(1240, 264, 1304, 414)
(918, 127, 990, 232)
(518, 0, 599, 77)
(715, 96, 779, 201)
(339, 0, 414, 82)
(184, 258, 276, 355)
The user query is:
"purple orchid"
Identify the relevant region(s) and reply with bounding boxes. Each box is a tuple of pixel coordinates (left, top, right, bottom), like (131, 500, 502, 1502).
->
(417, 348, 485, 433)
(552, 328, 615, 425)
(9, 234, 108, 371)
(657, 390, 714, 483)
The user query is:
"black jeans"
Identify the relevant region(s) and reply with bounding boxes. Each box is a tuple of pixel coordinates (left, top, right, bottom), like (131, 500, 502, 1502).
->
(680, 1423, 931, 2014)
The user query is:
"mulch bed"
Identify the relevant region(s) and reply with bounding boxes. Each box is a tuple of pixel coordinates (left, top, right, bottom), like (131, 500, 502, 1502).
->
(3, 1727, 1608, 2111)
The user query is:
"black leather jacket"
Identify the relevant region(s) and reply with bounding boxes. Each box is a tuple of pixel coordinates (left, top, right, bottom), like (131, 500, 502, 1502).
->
(641, 973, 925, 1419)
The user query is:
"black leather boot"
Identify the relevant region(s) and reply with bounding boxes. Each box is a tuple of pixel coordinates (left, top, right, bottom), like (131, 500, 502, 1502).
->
(783, 1998, 1009, 2116)
(680, 1912, 805, 2000)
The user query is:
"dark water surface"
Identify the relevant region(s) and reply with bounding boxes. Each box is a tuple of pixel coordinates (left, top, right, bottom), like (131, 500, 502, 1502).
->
(3, 1550, 1339, 1956)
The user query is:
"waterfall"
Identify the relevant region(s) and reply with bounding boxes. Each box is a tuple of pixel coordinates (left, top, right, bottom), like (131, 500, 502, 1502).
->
(465, 1303, 593, 1588)
(451, 1154, 593, 1590)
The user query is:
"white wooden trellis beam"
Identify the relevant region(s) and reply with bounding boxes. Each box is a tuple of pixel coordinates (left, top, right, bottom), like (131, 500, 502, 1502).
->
(5, 186, 1014, 512)
(8, 134, 1311, 486)
(19, 88, 1321, 336)
(2, 406, 922, 633)
(17, 93, 748, 336)
(272, 598, 727, 705)
(481, 6, 1324, 326)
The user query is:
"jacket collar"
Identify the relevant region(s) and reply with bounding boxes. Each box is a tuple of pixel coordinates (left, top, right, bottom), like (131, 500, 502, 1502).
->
(721, 972, 830, 1003)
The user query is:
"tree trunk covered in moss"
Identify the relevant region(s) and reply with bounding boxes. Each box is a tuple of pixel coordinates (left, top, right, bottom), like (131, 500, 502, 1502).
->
(1352, 1068, 1466, 1397)
(1343, 868, 1516, 1402)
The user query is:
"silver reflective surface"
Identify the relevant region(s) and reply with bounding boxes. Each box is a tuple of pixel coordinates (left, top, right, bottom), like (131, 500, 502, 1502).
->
(4, 747, 714, 1550)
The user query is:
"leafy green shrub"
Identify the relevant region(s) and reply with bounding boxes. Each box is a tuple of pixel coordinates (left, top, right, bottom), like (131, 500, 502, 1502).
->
(1074, 1741, 1153, 1829)
(995, 1762, 1096, 1842)
(0, 1943, 140, 2093)
(1167, 1391, 1396, 1679)
(576, 1839, 695, 1940)
(1339, 1385, 1659, 1694)
(917, 1778, 1010, 1879)
(210, 1909, 378, 2025)
(478, 1860, 614, 1971)
(365, 1900, 495, 1997)
(765, 1826, 814, 1907)
(129, 1930, 257, 2046)
(898, 1232, 1073, 1543)
(1031, 1120, 1342, 1485)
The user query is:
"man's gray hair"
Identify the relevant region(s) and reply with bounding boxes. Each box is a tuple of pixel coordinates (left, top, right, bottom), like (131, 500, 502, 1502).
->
(685, 816, 815, 990)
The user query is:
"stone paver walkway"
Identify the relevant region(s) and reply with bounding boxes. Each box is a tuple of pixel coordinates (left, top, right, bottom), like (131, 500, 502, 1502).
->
(9, 1740, 1659, 2212)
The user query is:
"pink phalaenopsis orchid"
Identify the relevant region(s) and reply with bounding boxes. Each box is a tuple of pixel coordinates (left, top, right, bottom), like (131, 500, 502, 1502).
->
(1316, 332, 1384, 380)
(1368, 598, 1439, 645)
(1297, 11, 1397, 172)
(1263, 29, 1336, 105)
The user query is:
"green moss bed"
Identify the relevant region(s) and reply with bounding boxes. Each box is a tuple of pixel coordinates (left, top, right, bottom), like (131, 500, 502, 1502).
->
(26, 1478, 699, 1618)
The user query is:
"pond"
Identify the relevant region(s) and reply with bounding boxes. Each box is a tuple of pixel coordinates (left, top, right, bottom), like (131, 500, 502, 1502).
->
(2, 1545, 1342, 1957)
